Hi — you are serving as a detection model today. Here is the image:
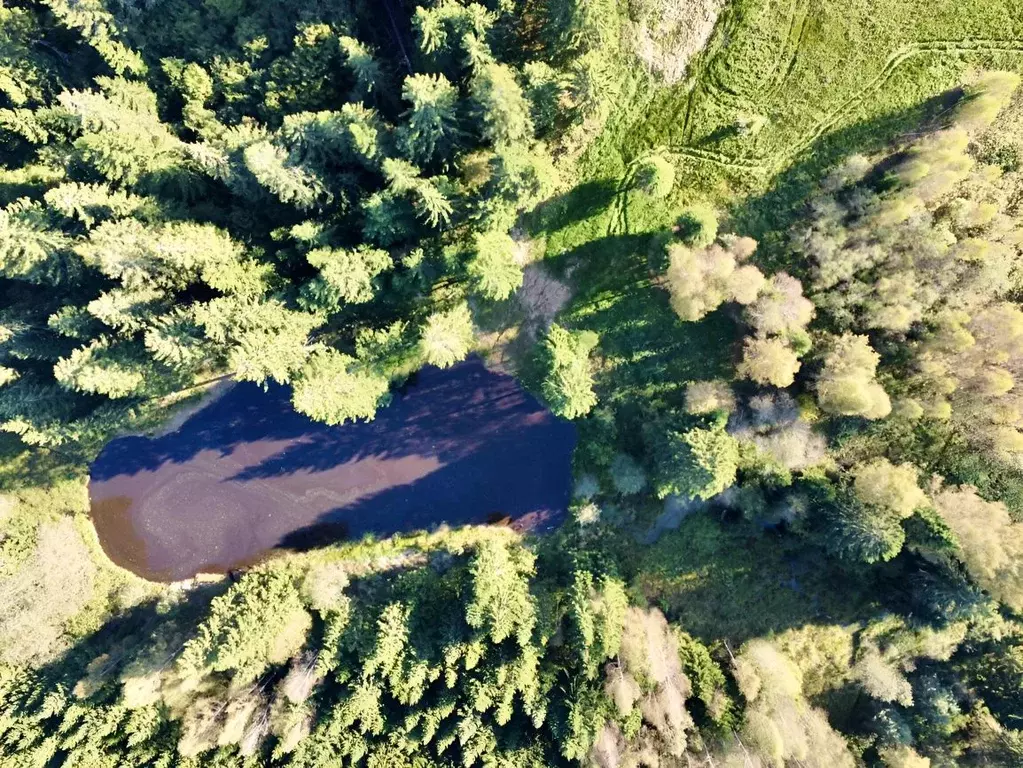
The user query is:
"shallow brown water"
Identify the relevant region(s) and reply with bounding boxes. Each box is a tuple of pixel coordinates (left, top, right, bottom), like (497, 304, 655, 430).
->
(89, 359, 576, 581)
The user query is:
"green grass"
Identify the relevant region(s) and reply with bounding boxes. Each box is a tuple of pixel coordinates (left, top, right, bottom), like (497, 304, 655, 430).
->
(529, 0, 1023, 418)
(548, 0, 1023, 218)
(630, 0, 1023, 185)
(525, 180, 739, 413)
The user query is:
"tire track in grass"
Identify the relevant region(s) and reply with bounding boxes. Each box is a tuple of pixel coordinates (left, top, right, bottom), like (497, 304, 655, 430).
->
(669, 38, 1023, 174)
(786, 38, 1023, 158)
(699, 0, 809, 113)
(761, 0, 810, 100)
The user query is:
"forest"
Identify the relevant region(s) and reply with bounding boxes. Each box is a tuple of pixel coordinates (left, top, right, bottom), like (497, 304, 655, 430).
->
(4, 0, 1023, 766)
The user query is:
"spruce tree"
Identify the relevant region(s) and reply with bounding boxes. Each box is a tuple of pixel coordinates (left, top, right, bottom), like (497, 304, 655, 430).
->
(541, 324, 599, 419)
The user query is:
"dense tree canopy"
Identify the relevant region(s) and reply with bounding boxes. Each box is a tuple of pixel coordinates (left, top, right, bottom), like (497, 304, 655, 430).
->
(7, 2, 1023, 768)
(0, 0, 595, 448)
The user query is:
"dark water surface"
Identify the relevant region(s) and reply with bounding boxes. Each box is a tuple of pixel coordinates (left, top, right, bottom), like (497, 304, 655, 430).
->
(89, 359, 576, 581)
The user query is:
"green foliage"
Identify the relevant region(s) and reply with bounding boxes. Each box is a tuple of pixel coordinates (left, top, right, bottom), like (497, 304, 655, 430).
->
(815, 334, 891, 419)
(465, 538, 537, 646)
(664, 236, 764, 322)
(731, 640, 855, 767)
(676, 204, 718, 248)
(851, 459, 926, 519)
(634, 155, 675, 198)
(243, 140, 325, 209)
(609, 452, 647, 495)
(0, 0, 600, 441)
(291, 349, 391, 425)
(0, 517, 96, 666)
(398, 73, 461, 164)
(420, 303, 474, 369)
(472, 62, 535, 147)
(53, 338, 154, 398)
(179, 566, 311, 682)
(0, 529, 689, 765)
(737, 336, 800, 388)
(676, 631, 732, 728)
(300, 247, 392, 311)
(827, 500, 907, 564)
(9, 1, 1023, 766)
(540, 324, 599, 419)
(655, 425, 739, 500)
(468, 229, 523, 301)
(194, 298, 318, 385)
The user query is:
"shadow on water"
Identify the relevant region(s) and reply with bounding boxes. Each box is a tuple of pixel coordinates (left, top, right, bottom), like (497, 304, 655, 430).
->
(89, 358, 576, 582)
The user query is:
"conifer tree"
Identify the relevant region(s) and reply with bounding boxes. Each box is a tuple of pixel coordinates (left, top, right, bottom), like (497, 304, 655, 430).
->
(541, 323, 599, 419)
(300, 247, 392, 312)
(655, 425, 739, 500)
(468, 229, 523, 300)
(420, 303, 474, 368)
(194, 298, 318, 385)
(398, 73, 461, 165)
(243, 141, 325, 210)
(339, 36, 384, 99)
(291, 349, 391, 425)
(471, 62, 535, 147)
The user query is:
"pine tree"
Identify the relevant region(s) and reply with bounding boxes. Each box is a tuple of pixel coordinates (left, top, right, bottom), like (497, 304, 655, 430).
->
(291, 349, 391, 425)
(522, 62, 563, 138)
(44, 0, 146, 75)
(299, 247, 392, 312)
(243, 141, 325, 210)
(60, 81, 185, 185)
(655, 425, 739, 500)
(193, 297, 318, 385)
(339, 36, 384, 99)
(398, 73, 461, 165)
(382, 158, 454, 227)
(471, 62, 535, 147)
(540, 324, 599, 419)
(420, 303, 474, 368)
(634, 155, 675, 198)
(465, 539, 537, 646)
(467, 229, 523, 300)
(53, 338, 155, 398)
(179, 567, 311, 683)
(0, 198, 75, 285)
(828, 500, 906, 564)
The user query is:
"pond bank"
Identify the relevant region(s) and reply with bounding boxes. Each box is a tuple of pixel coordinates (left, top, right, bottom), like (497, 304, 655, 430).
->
(89, 359, 576, 581)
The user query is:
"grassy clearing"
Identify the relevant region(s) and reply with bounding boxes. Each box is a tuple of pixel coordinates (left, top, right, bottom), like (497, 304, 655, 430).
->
(534, 0, 1023, 407)
(535, 0, 1023, 425)
(525, 181, 738, 409)
(631, 0, 1023, 185)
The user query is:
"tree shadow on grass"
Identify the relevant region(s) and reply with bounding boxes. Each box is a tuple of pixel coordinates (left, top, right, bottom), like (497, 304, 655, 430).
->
(10, 580, 227, 720)
(632, 511, 882, 644)
(728, 90, 961, 273)
(548, 230, 739, 410)
(521, 179, 619, 240)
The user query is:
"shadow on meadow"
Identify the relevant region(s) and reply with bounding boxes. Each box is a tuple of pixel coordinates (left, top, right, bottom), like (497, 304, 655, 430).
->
(729, 90, 962, 272)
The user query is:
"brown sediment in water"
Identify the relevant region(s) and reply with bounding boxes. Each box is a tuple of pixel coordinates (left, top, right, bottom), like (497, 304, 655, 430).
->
(89, 494, 164, 578)
(89, 359, 576, 582)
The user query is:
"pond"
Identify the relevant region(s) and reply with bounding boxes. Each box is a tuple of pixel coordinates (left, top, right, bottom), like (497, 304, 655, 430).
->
(89, 358, 577, 581)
